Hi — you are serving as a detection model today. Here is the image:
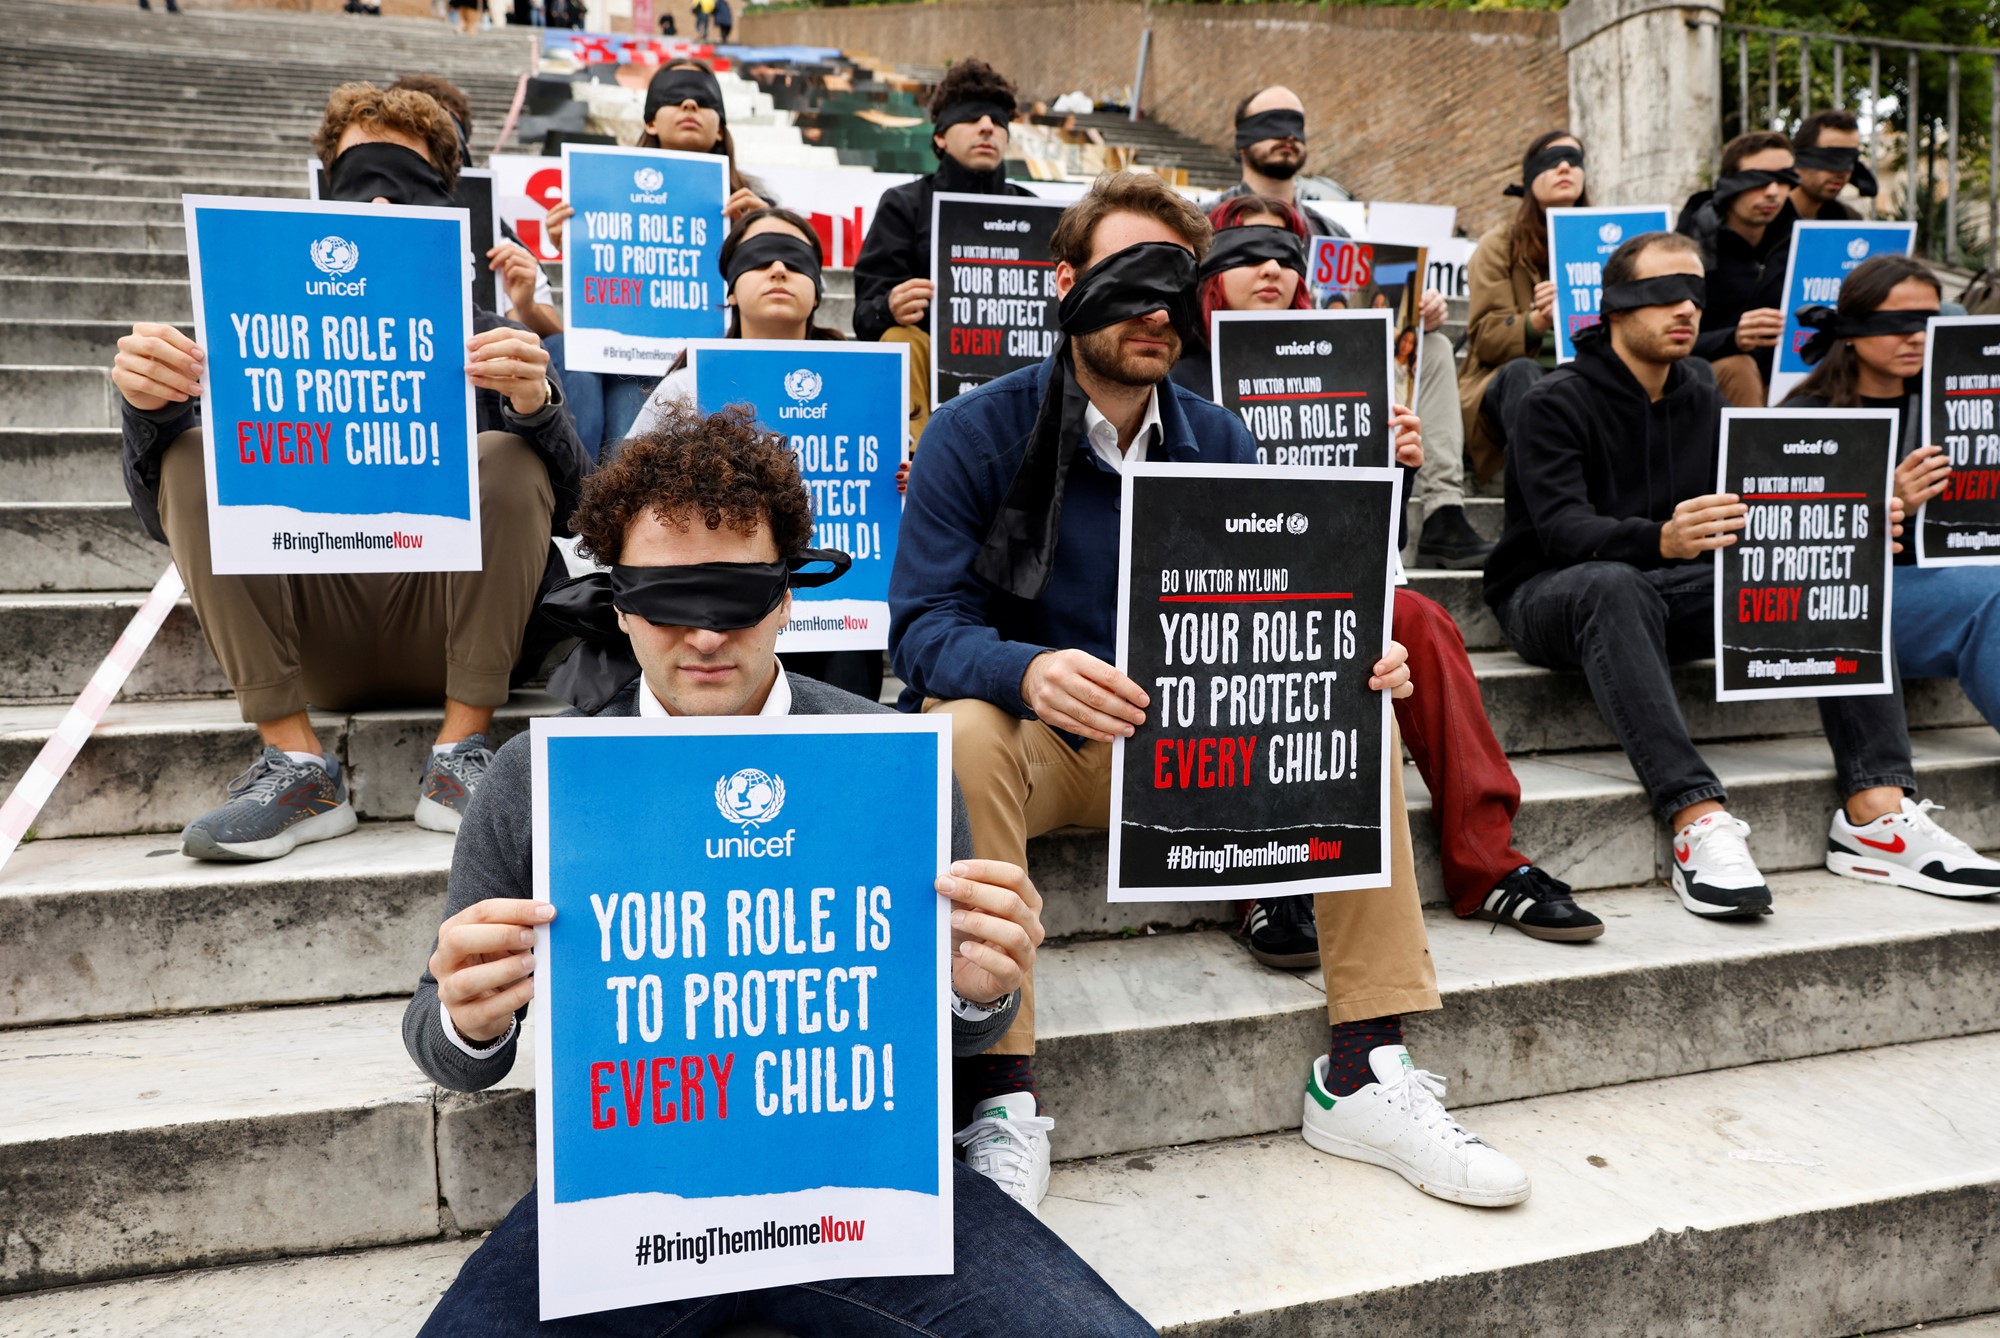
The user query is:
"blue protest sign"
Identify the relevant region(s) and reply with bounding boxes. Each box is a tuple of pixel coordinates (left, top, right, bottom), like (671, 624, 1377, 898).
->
(561, 144, 728, 374)
(685, 341, 908, 651)
(1546, 205, 1673, 363)
(183, 195, 478, 574)
(530, 714, 952, 1319)
(1769, 220, 1917, 404)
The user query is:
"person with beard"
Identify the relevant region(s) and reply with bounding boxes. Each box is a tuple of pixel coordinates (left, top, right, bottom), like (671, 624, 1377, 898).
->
(1791, 110, 1876, 223)
(1180, 201, 1600, 957)
(1677, 130, 1799, 407)
(1486, 232, 1989, 915)
(850, 59, 1036, 443)
(891, 170, 1531, 1216)
(542, 61, 769, 460)
(1458, 130, 1588, 485)
(1217, 90, 1485, 567)
(110, 83, 588, 862)
(1782, 262, 2000, 895)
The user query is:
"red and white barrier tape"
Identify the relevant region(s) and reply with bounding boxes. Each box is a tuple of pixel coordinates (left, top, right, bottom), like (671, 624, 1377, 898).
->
(0, 564, 186, 873)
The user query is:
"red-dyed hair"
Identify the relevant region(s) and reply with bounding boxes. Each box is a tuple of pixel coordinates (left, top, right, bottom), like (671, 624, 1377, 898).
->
(1198, 194, 1313, 340)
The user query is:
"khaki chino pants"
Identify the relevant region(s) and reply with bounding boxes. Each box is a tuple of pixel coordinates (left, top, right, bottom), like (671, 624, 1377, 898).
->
(926, 697, 1441, 1056)
(157, 427, 555, 722)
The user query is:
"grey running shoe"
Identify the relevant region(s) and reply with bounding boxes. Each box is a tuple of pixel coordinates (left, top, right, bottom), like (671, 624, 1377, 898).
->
(415, 733, 494, 834)
(181, 746, 357, 862)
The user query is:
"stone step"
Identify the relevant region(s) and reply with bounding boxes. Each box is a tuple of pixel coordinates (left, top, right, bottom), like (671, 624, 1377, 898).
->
(0, 192, 187, 222)
(1, 366, 123, 428)
(0, 593, 224, 701)
(0, 169, 302, 200)
(0, 1240, 483, 1338)
(0, 503, 160, 594)
(0, 317, 186, 366)
(0, 245, 191, 280)
(0, 428, 124, 502)
(0, 150, 307, 184)
(0, 218, 190, 251)
(0, 274, 189, 318)
(1041, 1033, 2000, 1334)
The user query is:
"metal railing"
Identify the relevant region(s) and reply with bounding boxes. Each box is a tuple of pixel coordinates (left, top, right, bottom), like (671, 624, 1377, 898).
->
(1722, 21, 2000, 270)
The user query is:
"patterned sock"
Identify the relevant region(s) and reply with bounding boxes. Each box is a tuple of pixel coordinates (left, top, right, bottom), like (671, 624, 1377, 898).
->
(954, 1054, 1039, 1118)
(1324, 1015, 1404, 1096)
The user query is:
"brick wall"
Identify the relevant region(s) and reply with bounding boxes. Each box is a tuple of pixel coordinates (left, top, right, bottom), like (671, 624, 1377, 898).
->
(739, 0, 1567, 237)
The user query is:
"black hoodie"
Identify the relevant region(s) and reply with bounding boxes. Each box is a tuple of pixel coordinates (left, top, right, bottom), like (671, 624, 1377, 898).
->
(1676, 191, 1796, 375)
(850, 155, 1036, 343)
(1483, 336, 1724, 609)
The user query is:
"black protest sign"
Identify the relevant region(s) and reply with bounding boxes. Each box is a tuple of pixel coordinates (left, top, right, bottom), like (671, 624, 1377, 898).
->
(1714, 408, 1897, 702)
(311, 158, 501, 311)
(929, 192, 1065, 408)
(1919, 315, 2000, 566)
(1108, 463, 1400, 900)
(1208, 310, 1395, 468)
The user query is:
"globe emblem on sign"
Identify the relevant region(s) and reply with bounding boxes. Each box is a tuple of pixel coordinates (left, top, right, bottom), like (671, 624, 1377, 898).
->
(1286, 512, 1309, 535)
(309, 236, 359, 277)
(1315, 340, 1332, 356)
(1599, 222, 1623, 245)
(1847, 237, 1870, 260)
(784, 368, 823, 403)
(716, 769, 786, 829)
(634, 167, 665, 192)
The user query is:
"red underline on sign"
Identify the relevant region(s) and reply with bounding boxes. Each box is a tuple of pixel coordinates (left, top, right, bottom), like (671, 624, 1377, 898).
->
(1236, 391, 1368, 401)
(948, 257, 1054, 266)
(1945, 389, 2000, 395)
(1741, 492, 1870, 499)
(1159, 592, 1354, 603)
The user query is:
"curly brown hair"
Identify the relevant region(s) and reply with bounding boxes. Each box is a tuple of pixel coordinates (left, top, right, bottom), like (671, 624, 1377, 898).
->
(388, 73, 472, 137)
(312, 83, 461, 191)
(570, 402, 814, 566)
(930, 59, 1017, 122)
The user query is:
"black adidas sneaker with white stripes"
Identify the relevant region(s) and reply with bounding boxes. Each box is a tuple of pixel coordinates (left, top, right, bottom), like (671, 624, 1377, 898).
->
(1468, 865, 1604, 942)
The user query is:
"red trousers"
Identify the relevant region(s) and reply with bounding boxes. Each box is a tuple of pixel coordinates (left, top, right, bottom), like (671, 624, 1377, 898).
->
(1392, 587, 1529, 916)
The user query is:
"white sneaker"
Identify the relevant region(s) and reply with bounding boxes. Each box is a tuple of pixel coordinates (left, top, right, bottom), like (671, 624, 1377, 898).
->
(1671, 811, 1773, 917)
(1827, 798, 2000, 899)
(1301, 1046, 1529, 1208)
(953, 1092, 1052, 1216)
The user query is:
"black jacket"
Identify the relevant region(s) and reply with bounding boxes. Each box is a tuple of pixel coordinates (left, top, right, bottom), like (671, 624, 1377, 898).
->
(1483, 338, 1723, 609)
(1677, 192, 1796, 373)
(850, 157, 1035, 344)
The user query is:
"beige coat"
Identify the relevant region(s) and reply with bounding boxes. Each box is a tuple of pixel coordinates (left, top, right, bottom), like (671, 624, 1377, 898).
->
(1457, 221, 1547, 482)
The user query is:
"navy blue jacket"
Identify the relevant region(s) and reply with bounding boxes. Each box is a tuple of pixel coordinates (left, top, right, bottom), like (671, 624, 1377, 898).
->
(889, 358, 1259, 726)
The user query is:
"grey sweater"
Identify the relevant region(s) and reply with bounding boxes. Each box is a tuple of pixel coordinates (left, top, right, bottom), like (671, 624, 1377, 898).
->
(402, 672, 1014, 1093)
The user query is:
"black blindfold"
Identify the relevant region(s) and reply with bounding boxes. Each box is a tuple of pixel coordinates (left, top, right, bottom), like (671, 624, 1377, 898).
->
(541, 551, 851, 712)
(1198, 225, 1308, 283)
(1503, 143, 1584, 197)
(645, 68, 726, 127)
(1235, 108, 1306, 149)
(1600, 274, 1707, 313)
(1794, 144, 1859, 173)
(325, 141, 455, 209)
(725, 232, 824, 301)
(1714, 166, 1801, 204)
(1058, 240, 1200, 343)
(934, 99, 1012, 134)
(1797, 304, 1937, 365)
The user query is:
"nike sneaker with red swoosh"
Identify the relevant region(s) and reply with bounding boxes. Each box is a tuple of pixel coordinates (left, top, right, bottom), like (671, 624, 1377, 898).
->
(181, 746, 357, 862)
(1671, 811, 1772, 917)
(1827, 798, 2000, 898)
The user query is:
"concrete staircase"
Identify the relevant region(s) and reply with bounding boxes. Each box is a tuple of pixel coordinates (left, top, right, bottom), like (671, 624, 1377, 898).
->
(5, 2, 2000, 1334)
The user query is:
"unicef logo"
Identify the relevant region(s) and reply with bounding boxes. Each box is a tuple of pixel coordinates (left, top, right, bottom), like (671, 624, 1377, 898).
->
(1286, 513, 1309, 535)
(784, 368, 823, 403)
(1314, 340, 1332, 356)
(1847, 237, 1870, 260)
(1598, 222, 1623, 245)
(634, 167, 665, 192)
(716, 768, 785, 830)
(309, 236, 359, 276)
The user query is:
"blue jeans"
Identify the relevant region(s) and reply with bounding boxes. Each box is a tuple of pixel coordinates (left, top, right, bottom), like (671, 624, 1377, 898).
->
(418, 1162, 1157, 1336)
(1895, 563, 2000, 728)
(547, 334, 656, 466)
(1498, 560, 1917, 821)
